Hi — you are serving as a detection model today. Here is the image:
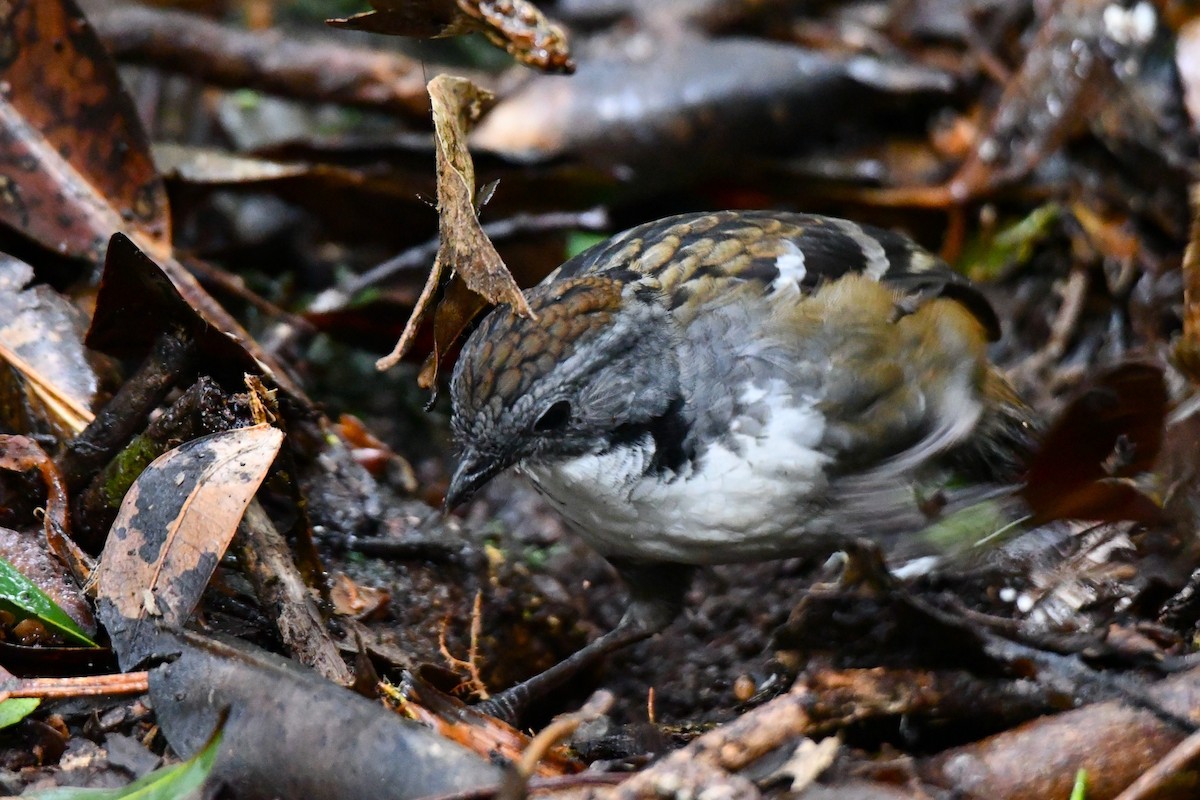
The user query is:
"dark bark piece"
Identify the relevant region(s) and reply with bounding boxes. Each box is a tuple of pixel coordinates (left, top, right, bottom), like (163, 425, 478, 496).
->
(920, 664, 1200, 799)
(148, 631, 504, 800)
(233, 500, 353, 685)
(72, 377, 229, 551)
(472, 36, 954, 172)
(58, 329, 194, 495)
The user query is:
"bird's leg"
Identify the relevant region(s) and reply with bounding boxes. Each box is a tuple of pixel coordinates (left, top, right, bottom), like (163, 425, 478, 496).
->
(474, 561, 694, 725)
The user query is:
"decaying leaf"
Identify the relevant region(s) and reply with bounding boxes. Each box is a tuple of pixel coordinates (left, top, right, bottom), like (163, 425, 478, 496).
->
(416, 278, 488, 389)
(0, 255, 98, 437)
(86, 234, 304, 404)
(95, 424, 284, 670)
(376, 75, 534, 380)
(328, 0, 574, 74)
(1022, 362, 1167, 524)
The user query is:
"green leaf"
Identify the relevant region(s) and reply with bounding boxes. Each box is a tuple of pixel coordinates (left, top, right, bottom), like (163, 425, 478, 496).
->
(0, 697, 40, 729)
(565, 231, 608, 260)
(958, 203, 1061, 282)
(27, 726, 223, 800)
(0, 556, 96, 647)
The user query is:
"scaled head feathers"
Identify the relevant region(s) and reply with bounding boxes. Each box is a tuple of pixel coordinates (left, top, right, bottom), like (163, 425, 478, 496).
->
(447, 274, 680, 506)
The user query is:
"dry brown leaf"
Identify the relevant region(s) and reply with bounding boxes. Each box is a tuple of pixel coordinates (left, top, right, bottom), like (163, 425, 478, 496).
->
(329, 571, 391, 620)
(377, 75, 533, 378)
(0, 255, 98, 437)
(415, 277, 487, 389)
(94, 424, 284, 670)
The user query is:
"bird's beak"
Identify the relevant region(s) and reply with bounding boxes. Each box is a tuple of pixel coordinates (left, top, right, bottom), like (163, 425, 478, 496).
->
(444, 447, 506, 512)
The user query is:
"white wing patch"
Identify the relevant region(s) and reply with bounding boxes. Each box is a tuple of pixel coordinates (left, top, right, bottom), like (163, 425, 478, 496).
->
(832, 219, 891, 280)
(523, 382, 835, 564)
(770, 241, 808, 294)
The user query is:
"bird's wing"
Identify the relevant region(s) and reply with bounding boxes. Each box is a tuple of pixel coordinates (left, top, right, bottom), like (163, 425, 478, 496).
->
(550, 210, 1000, 339)
(555, 210, 1001, 472)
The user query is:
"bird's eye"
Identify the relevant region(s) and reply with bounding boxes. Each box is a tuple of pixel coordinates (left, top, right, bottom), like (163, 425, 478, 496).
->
(534, 400, 572, 432)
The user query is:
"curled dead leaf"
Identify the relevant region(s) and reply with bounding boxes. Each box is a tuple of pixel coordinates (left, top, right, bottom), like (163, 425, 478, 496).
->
(377, 75, 534, 381)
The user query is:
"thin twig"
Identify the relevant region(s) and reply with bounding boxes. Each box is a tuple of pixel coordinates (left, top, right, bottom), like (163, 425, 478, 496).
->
(439, 590, 490, 699)
(1, 672, 150, 700)
(1112, 728, 1200, 800)
(321, 207, 611, 309)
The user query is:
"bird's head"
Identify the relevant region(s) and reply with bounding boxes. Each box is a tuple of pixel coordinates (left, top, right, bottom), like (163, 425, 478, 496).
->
(445, 274, 679, 509)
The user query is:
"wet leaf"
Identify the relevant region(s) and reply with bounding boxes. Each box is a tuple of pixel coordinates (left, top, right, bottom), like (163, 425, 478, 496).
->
(0, 0, 170, 263)
(86, 234, 307, 402)
(95, 425, 284, 671)
(328, 0, 574, 73)
(0, 697, 40, 729)
(0, 526, 95, 643)
(0, 556, 95, 647)
(377, 75, 533, 380)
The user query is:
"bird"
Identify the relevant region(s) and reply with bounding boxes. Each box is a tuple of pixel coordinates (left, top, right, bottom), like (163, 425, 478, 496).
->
(445, 210, 1036, 722)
